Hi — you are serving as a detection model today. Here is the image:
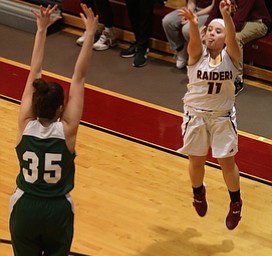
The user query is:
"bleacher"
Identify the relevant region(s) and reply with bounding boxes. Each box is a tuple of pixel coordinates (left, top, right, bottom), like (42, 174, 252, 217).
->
(0, 0, 62, 33)
(1, 0, 271, 82)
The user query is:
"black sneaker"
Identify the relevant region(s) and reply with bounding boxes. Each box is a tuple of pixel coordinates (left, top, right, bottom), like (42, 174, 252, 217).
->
(133, 50, 147, 67)
(120, 44, 137, 58)
(234, 79, 244, 96)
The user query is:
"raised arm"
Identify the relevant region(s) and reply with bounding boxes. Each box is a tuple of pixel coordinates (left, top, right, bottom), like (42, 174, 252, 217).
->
(180, 0, 196, 25)
(17, 5, 61, 140)
(61, 4, 98, 148)
(219, 0, 240, 67)
(178, 8, 203, 65)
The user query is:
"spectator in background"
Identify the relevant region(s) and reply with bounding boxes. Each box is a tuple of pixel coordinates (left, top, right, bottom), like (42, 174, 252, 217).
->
(77, 0, 117, 51)
(162, 0, 215, 69)
(120, 0, 154, 68)
(204, 0, 272, 95)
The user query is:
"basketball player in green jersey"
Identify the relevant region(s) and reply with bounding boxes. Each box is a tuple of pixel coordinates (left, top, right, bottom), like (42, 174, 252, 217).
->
(9, 4, 98, 255)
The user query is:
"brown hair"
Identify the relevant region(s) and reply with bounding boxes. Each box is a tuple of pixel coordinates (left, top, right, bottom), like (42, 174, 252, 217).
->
(32, 79, 65, 119)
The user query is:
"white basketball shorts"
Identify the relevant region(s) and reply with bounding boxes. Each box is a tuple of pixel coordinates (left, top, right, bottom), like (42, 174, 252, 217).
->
(178, 107, 238, 158)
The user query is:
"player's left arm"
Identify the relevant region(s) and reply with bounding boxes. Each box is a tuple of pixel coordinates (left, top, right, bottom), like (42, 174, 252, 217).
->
(17, 5, 61, 142)
(220, 0, 240, 67)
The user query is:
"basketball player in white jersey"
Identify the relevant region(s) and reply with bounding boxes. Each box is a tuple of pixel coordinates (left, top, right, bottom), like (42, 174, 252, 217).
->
(177, 0, 242, 230)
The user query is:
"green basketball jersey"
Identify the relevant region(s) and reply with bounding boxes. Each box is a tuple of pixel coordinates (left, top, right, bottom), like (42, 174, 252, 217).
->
(16, 120, 76, 197)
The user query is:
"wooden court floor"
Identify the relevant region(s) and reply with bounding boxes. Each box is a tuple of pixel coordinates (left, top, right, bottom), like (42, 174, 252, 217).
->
(0, 98, 272, 256)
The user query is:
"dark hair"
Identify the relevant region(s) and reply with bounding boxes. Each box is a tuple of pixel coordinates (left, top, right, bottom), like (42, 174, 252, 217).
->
(32, 79, 65, 119)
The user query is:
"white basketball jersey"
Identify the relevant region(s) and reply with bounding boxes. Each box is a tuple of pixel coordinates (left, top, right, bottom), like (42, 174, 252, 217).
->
(184, 47, 238, 112)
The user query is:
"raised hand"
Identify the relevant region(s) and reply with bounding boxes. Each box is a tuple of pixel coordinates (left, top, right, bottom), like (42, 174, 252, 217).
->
(30, 4, 62, 31)
(219, 0, 232, 17)
(177, 8, 198, 26)
(79, 3, 99, 38)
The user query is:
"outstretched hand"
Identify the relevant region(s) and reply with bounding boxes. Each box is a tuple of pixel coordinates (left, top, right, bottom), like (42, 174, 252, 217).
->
(79, 3, 99, 37)
(31, 4, 62, 31)
(219, 0, 232, 16)
(177, 8, 198, 26)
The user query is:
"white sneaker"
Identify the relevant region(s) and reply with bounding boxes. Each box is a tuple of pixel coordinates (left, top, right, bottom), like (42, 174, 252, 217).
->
(176, 48, 187, 69)
(93, 30, 117, 51)
(76, 31, 86, 46)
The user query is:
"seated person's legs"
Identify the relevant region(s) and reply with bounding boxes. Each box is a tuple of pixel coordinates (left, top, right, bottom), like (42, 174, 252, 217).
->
(235, 20, 268, 95)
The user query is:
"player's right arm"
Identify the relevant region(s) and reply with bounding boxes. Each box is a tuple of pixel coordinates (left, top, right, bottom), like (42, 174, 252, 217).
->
(61, 4, 98, 152)
(178, 8, 203, 65)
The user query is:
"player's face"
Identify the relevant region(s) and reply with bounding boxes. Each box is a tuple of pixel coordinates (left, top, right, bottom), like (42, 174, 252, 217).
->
(205, 23, 226, 50)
